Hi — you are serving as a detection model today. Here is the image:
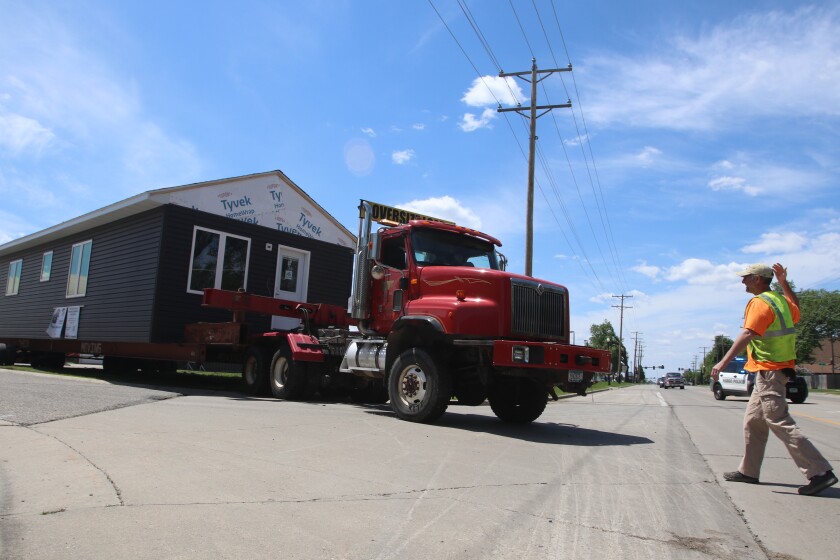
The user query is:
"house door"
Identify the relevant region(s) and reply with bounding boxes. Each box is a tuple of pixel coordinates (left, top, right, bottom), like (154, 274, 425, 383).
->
(271, 246, 310, 331)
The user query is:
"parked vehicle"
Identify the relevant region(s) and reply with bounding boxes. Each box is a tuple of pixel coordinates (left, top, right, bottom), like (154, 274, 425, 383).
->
(711, 356, 808, 403)
(1, 200, 611, 425)
(662, 372, 685, 389)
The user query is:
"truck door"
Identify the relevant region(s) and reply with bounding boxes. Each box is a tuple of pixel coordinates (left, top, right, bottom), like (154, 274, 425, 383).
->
(369, 233, 407, 333)
(271, 245, 310, 331)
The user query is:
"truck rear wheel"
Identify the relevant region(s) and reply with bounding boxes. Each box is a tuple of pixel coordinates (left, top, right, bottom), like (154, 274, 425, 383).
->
(713, 384, 726, 400)
(489, 377, 547, 424)
(388, 348, 451, 423)
(242, 346, 271, 396)
(269, 345, 314, 400)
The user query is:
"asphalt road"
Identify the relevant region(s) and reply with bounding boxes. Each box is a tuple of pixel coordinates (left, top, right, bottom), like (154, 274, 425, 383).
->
(1, 369, 837, 559)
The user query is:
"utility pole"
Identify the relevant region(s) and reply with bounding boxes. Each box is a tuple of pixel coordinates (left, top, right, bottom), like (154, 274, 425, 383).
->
(498, 59, 571, 276)
(698, 346, 708, 385)
(632, 331, 641, 382)
(612, 295, 633, 381)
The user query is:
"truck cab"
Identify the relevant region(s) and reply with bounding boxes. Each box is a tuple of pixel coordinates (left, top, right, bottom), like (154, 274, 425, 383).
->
(339, 201, 610, 423)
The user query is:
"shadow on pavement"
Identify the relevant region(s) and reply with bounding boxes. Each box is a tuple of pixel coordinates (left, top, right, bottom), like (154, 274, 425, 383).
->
(361, 407, 654, 446)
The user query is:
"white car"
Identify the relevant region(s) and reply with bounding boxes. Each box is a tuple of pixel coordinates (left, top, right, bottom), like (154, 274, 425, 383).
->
(712, 357, 754, 400)
(711, 356, 808, 403)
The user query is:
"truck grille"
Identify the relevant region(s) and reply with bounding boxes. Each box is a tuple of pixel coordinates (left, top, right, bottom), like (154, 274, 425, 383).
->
(510, 279, 566, 339)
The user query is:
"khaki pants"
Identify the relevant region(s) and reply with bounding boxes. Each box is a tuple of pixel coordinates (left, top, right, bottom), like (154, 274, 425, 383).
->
(739, 370, 832, 480)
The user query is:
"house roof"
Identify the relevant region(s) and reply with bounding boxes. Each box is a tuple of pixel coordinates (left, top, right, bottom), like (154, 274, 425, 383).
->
(0, 170, 356, 257)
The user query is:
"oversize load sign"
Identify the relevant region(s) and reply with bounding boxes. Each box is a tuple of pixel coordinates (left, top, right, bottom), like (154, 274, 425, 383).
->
(360, 200, 455, 225)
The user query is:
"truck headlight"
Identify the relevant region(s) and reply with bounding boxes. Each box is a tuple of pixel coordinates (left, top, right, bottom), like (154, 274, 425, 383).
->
(512, 346, 530, 363)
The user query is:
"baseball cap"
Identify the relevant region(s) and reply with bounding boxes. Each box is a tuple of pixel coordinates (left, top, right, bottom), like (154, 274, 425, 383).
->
(737, 263, 774, 279)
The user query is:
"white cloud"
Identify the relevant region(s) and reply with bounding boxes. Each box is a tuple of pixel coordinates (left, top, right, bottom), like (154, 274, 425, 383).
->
(412, 123, 425, 131)
(580, 7, 840, 130)
(705, 155, 829, 198)
(361, 127, 376, 137)
(459, 107, 497, 132)
(634, 146, 662, 167)
(741, 232, 807, 254)
(0, 4, 203, 200)
(391, 149, 415, 165)
(708, 175, 760, 196)
(0, 112, 55, 155)
(633, 261, 661, 280)
(396, 195, 482, 229)
(461, 76, 525, 107)
(664, 258, 747, 285)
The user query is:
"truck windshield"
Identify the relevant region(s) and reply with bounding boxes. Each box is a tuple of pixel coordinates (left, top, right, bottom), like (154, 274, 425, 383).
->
(411, 228, 500, 270)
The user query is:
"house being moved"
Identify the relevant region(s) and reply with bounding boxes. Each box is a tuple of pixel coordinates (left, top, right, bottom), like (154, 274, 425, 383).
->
(0, 171, 355, 352)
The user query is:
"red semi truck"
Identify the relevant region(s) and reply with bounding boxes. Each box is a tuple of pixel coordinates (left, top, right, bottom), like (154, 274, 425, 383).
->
(1, 200, 610, 424)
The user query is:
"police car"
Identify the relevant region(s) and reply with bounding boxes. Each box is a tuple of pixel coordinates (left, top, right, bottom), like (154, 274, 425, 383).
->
(711, 355, 808, 403)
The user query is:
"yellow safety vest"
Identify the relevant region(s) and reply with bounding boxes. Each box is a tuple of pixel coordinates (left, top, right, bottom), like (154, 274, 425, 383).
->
(748, 291, 796, 363)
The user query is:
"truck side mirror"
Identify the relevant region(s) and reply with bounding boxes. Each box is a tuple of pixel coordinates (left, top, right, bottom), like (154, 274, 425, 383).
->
(398, 277, 409, 290)
(370, 231, 381, 261)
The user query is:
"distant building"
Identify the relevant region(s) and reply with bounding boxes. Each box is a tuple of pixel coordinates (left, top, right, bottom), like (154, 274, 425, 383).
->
(801, 338, 839, 389)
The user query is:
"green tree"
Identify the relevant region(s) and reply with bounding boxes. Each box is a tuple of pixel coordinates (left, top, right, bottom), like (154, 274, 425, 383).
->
(701, 335, 735, 384)
(588, 320, 628, 380)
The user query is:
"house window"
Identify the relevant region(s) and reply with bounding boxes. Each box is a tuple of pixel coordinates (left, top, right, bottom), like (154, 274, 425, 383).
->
(41, 251, 53, 282)
(187, 227, 250, 294)
(66, 240, 92, 297)
(6, 259, 22, 295)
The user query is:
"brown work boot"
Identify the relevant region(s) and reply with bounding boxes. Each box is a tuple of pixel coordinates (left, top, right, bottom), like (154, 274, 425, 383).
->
(798, 471, 837, 496)
(723, 471, 759, 484)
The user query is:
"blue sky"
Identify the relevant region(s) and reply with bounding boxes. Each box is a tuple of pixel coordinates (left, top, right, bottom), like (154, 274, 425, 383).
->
(2, 1, 839, 373)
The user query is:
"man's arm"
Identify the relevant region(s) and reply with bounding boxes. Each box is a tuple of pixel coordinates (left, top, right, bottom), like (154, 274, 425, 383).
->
(710, 327, 759, 381)
(773, 262, 799, 307)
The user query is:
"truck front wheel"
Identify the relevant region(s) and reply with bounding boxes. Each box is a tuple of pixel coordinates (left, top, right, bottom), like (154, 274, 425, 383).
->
(388, 348, 452, 423)
(489, 377, 547, 424)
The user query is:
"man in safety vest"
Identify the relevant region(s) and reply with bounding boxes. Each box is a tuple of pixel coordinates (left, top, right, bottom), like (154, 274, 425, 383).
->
(711, 263, 836, 496)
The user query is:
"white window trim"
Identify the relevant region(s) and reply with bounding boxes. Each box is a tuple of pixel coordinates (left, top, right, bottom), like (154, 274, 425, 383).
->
(41, 251, 53, 282)
(6, 259, 22, 296)
(66, 240, 93, 298)
(186, 226, 251, 295)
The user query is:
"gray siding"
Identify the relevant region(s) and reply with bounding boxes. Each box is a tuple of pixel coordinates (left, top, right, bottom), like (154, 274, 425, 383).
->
(0, 209, 164, 341)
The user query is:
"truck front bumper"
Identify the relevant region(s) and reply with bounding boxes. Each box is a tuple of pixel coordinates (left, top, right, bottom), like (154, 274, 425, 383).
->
(491, 340, 611, 373)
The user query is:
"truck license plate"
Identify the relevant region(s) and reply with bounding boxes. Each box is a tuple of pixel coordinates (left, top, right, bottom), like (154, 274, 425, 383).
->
(568, 370, 583, 382)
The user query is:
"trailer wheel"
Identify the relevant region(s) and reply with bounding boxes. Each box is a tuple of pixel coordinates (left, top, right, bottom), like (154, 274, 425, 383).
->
(0, 343, 17, 366)
(488, 377, 547, 424)
(242, 346, 271, 396)
(30, 352, 65, 371)
(269, 345, 313, 400)
(388, 348, 451, 423)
